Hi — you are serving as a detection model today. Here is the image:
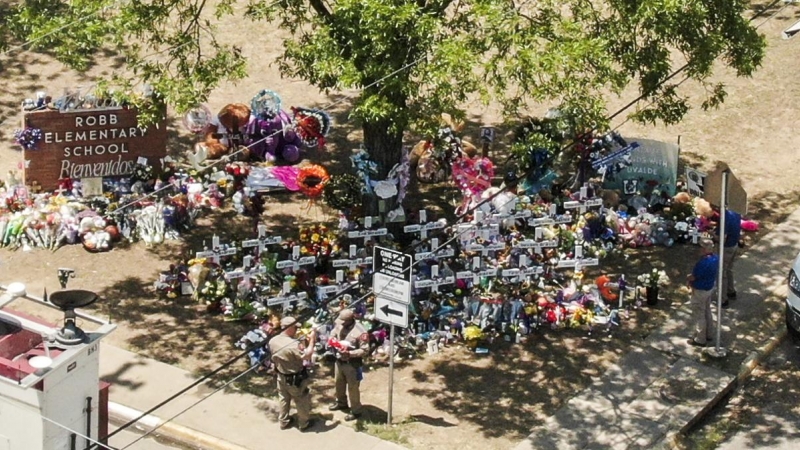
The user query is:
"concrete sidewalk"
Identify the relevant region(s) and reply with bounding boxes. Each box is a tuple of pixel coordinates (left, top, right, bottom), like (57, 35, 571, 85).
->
(513, 207, 800, 450)
(99, 343, 405, 450)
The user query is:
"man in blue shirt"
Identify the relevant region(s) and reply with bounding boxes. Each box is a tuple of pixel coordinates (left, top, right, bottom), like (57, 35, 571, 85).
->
(718, 209, 742, 306)
(687, 238, 719, 346)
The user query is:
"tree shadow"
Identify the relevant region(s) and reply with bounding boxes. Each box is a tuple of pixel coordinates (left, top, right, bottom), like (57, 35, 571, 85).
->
(87, 275, 251, 369)
(405, 333, 630, 440)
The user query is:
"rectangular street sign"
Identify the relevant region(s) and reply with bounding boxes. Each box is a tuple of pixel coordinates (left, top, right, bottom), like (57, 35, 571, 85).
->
(373, 246, 412, 305)
(374, 297, 409, 328)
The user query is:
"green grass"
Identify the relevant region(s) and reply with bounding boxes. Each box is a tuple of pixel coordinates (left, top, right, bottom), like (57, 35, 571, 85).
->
(681, 417, 739, 450)
(356, 417, 415, 445)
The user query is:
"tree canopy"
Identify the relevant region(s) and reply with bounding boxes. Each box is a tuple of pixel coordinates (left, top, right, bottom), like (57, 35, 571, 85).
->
(1, 0, 766, 173)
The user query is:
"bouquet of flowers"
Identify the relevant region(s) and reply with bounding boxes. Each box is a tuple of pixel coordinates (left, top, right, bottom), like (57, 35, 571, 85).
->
(196, 277, 231, 305)
(14, 127, 43, 150)
(296, 224, 339, 257)
(637, 269, 669, 288)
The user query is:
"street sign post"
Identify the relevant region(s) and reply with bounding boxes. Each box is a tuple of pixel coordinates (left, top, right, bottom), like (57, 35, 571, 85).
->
(372, 246, 412, 425)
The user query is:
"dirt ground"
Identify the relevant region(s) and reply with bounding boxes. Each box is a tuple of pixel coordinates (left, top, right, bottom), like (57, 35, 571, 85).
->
(1, 3, 800, 450)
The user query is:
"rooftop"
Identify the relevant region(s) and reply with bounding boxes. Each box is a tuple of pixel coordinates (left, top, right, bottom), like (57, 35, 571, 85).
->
(0, 284, 115, 389)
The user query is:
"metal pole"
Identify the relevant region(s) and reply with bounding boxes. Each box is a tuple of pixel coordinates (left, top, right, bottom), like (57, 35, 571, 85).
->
(387, 325, 395, 425)
(86, 396, 93, 449)
(715, 170, 729, 353)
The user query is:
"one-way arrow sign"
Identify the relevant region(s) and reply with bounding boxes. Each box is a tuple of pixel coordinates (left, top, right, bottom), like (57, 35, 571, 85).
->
(374, 297, 408, 328)
(380, 304, 403, 317)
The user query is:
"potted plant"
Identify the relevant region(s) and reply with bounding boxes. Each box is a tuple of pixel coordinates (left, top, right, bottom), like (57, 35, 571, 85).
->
(637, 269, 670, 306)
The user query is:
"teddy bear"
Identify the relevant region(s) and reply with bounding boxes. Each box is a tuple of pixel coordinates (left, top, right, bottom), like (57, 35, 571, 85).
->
(649, 220, 675, 247)
(198, 103, 252, 160)
(633, 221, 653, 247)
(246, 109, 304, 163)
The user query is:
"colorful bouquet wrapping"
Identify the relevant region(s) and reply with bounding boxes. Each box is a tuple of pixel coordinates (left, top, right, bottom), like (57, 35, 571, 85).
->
(13, 127, 43, 150)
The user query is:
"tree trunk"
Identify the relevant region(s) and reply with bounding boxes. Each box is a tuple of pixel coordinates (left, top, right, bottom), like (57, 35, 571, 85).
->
(362, 118, 405, 217)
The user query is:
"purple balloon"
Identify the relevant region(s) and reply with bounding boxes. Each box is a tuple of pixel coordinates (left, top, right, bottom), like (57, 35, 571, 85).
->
(281, 145, 300, 163)
(283, 129, 297, 142)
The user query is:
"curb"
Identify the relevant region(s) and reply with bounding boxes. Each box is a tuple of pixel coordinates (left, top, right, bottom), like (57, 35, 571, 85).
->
(656, 327, 789, 450)
(108, 401, 251, 450)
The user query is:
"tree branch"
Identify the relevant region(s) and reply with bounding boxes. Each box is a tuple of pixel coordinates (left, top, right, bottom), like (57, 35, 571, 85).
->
(307, 0, 333, 22)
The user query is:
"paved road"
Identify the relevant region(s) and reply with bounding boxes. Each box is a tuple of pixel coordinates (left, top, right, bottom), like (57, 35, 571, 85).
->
(107, 427, 186, 450)
(716, 337, 800, 450)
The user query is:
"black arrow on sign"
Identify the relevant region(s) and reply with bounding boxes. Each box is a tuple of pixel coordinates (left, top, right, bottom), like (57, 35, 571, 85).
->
(380, 304, 403, 317)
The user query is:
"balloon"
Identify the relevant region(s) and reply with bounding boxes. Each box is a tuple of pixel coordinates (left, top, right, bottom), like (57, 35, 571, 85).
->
(281, 144, 300, 163)
(183, 104, 213, 134)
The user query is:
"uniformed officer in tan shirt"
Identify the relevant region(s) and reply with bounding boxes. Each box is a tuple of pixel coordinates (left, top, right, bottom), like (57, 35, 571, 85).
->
(269, 316, 315, 431)
(328, 309, 368, 421)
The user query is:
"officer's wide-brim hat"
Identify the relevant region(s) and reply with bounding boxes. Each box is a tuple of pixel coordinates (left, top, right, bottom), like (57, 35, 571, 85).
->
(281, 316, 298, 328)
(335, 309, 355, 324)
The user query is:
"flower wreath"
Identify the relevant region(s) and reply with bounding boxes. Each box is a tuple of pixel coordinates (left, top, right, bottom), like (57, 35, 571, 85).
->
(250, 89, 282, 120)
(183, 104, 213, 134)
(296, 164, 330, 198)
(291, 107, 331, 148)
(323, 174, 363, 211)
(14, 127, 43, 150)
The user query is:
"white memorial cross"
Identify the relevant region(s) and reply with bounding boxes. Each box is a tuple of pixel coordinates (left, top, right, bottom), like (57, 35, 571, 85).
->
(556, 244, 600, 270)
(688, 227, 702, 244)
(276, 245, 317, 271)
(346, 216, 388, 244)
(563, 186, 603, 214)
(414, 237, 455, 261)
(266, 281, 309, 310)
(501, 254, 544, 282)
(241, 224, 282, 255)
(465, 240, 506, 257)
(404, 210, 446, 240)
(224, 255, 266, 283)
(332, 244, 374, 269)
(196, 235, 238, 265)
(414, 264, 455, 293)
(456, 256, 499, 285)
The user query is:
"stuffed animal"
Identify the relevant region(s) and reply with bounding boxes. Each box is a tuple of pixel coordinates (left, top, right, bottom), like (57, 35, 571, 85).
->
(636, 222, 653, 247)
(246, 110, 304, 163)
(650, 221, 674, 247)
(410, 113, 478, 183)
(197, 103, 251, 160)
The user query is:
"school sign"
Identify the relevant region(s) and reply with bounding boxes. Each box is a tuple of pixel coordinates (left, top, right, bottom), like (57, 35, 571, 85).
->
(22, 108, 168, 190)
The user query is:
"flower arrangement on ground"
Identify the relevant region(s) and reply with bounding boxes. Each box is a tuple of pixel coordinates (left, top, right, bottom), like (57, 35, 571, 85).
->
(637, 269, 670, 288)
